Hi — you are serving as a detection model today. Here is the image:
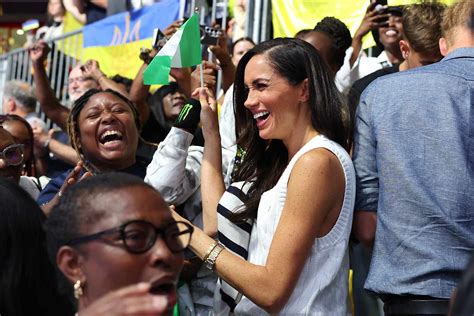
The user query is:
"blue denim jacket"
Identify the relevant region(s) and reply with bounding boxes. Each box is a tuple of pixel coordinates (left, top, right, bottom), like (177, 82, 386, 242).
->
(353, 48, 474, 298)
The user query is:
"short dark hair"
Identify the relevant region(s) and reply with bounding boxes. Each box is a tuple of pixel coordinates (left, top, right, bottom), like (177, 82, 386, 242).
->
(0, 178, 73, 315)
(230, 37, 256, 55)
(233, 38, 349, 221)
(45, 173, 157, 298)
(313, 17, 352, 69)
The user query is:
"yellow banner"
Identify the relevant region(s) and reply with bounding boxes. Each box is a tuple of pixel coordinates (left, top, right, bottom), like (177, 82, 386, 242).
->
(56, 11, 84, 60)
(82, 38, 149, 79)
(272, 0, 454, 48)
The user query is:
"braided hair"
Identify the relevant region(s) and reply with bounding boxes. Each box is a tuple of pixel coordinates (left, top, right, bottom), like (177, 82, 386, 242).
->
(66, 89, 141, 173)
(314, 17, 352, 70)
(0, 114, 37, 177)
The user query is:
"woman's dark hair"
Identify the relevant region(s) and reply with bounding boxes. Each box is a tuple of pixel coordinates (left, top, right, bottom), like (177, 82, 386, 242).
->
(0, 178, 73, 315)
(232, 37, 350, 221)
(0, 114, 37, 177)
(66, 89, 141, 172)
(313, 17, 352, 69)
(148, 81, 180, 130)
(45, 173, 156, 300)
(230, 37, 256, 55)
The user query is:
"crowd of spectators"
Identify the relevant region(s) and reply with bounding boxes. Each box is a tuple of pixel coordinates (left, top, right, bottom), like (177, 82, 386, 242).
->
(1, 0, 473, 315)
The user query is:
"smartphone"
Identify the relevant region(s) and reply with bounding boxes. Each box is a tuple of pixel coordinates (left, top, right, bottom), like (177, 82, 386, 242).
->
(200, 26, 221, 46)
(152, 28, 166, 50)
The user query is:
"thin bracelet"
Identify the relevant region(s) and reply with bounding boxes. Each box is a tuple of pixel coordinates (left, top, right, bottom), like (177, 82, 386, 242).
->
(203, 240, 219, 262)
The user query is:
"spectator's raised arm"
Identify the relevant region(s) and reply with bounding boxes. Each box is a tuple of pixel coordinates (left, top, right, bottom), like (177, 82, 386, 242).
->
(29, 40, 70, 131)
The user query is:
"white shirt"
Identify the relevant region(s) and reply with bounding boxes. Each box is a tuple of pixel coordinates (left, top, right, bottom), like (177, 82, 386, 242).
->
(235, 135, 356, 315)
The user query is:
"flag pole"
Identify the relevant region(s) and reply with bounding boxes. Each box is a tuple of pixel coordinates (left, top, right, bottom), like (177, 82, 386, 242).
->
(200, 63, 204, 88)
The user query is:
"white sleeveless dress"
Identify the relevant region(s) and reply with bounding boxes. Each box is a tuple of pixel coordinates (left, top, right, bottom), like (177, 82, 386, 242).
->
(234, 135, 355, 315)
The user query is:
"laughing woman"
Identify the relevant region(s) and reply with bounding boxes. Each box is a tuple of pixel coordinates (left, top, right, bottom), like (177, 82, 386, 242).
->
(173, 38, 355, 315)
(37, 89, 145, 213)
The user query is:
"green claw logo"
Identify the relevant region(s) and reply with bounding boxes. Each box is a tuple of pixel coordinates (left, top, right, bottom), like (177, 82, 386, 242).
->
(178, 103, 193, 122)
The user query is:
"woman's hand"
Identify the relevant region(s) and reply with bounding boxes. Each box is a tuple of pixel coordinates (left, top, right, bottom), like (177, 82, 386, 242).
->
(190, 61, 219, 93)
(193, 87, 219, 141)
(163, 19, 184, 38)
(82, 60, 105, 82)
(353, 2, 389, 41)
(79, 283, 170, 316)
(28, 40, 50, 65)
(41, 162, 92, 216)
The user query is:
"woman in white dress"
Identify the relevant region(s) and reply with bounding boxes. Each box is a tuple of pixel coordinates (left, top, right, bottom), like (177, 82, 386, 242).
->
(173, 37, 355, 315)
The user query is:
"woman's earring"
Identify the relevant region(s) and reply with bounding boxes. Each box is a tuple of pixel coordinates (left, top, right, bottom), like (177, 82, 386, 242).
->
(74, 280, 84, 299)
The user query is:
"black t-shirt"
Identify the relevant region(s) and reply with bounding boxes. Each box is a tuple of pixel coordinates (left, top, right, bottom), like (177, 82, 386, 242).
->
(348, 64, 400, 115)
(85, 1, 107, 24)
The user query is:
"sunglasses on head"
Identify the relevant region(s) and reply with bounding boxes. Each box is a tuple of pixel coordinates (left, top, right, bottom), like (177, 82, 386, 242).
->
(0, 144, 24, 167)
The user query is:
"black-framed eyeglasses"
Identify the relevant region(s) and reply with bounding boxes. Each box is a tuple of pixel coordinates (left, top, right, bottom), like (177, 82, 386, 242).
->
(0, 144, 24, 166)
(66, 220, 193, 254)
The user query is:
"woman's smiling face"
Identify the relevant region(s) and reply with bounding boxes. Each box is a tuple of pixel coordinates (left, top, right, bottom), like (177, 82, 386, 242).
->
(77, 92, 138, 171)
(243, 54, 308, 141)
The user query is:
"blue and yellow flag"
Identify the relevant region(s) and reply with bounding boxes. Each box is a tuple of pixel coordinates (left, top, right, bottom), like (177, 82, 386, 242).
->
(82, 0, 180, 79)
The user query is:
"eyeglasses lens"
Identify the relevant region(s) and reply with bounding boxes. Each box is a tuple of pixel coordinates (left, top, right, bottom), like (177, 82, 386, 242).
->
(2, 145, 23, 166)
(123, 221, 192, 253)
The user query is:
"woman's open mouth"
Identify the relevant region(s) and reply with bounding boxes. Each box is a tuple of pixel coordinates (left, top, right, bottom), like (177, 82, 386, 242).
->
(149, 280, 177, 310)
(253, 111, 270, 128)
(98, 129, 124, 149)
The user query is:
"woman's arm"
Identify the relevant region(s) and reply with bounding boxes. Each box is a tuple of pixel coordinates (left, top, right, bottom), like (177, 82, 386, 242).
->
(175, 148, 345, 313)
(198, 88, 225, 237)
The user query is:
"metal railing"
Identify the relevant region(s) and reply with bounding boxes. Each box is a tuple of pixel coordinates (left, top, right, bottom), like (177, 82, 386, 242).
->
(0, 0, 270, 117)
(0, 29, 82, 121)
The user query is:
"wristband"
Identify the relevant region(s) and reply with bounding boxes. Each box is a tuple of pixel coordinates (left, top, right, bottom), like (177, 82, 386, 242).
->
(173, 98, 201, 134)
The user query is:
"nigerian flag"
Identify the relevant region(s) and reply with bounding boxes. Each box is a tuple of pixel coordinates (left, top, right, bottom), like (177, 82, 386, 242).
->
(143, 13, 202, 85)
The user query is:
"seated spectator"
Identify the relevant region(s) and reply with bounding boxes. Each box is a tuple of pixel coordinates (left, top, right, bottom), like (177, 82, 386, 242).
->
(45, 173, 192, 315)
(0, 127, 49, 199)
(0, 177, 73, 315)
(352, 0, 474, 315)
(37, 89, 145, 213)
(302, 17, 352, 78)
(0, 114, 39, 177)
(2, 80, 44, 129)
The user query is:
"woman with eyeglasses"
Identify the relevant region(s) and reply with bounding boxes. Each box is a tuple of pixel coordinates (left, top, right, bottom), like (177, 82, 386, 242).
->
(45, 172, 193, 316)
(0, 126, 50, 199)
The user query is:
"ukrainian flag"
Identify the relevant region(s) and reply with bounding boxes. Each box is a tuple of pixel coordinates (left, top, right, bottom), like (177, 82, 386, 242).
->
(82, 0, 180, 79)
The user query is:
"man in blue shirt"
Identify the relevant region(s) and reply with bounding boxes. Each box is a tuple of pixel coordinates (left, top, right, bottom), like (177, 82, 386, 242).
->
(352, 0, 474, 314)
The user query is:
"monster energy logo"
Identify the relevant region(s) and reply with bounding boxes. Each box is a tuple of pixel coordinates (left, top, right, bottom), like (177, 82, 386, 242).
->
(178, 103, 193, 122)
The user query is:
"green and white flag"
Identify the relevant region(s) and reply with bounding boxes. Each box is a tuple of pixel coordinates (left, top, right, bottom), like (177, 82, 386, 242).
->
(143, 13, 202, 85)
